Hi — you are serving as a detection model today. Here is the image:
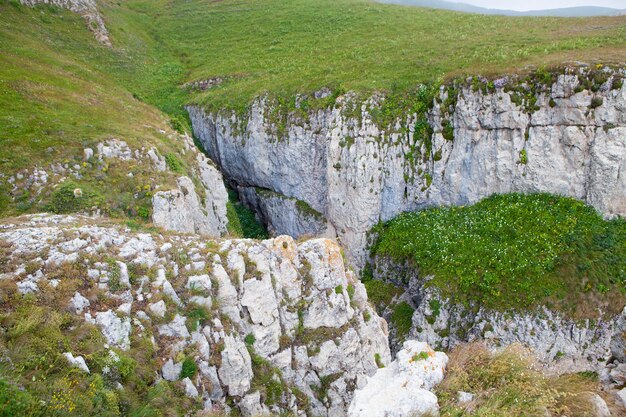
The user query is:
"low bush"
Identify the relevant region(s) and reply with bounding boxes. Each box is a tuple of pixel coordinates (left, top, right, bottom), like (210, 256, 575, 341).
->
(364, 279, 403, 312)
(390, 301, 414, 339)
(180, 357, 197, 379)
(46, 180, 103, 214)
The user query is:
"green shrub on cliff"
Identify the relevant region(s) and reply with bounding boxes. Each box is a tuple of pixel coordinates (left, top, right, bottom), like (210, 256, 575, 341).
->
(225, 189, 269, 239)
(372, 193, 625, 316)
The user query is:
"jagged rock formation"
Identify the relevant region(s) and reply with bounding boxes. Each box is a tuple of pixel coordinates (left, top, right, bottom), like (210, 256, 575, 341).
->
(20, 0, 111, 45)
(349, 340, 447, 417)
(152, 153, 229, 237)
(0, 214, 390, 416)
(189, 67, 626, 267)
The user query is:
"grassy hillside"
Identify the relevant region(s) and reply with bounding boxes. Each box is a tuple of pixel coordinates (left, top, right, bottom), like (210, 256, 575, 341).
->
(0, 2, 182, 171)
(131, 0, 626, 110)
(0, 1, 186, 218)
(0, 1, 270, 235)
(371, 193, 625, 317)
(2, 0, 626, 157)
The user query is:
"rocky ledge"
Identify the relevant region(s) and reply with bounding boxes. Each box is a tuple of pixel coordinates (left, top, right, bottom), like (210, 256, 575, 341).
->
(21, 0, 111, 45)
(0, 214, 390, 416)
(370, 257, 626, 387)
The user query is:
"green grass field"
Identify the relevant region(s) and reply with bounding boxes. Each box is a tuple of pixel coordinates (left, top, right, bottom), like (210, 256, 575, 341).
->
(371, 193, 625, 316)
(2, 0, 625, 165)
(129, 0, 626, 110)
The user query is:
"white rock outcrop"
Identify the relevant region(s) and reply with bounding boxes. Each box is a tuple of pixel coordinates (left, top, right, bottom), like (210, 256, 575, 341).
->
(349, 341, 447, 417)
(152, 155, 229, 237)
(63, 352, 90, 374)
(0, 214, 390, 416)
(95, 310, 131, 351)
(69, 291, 90, 314)
(218, 335, 253, 397)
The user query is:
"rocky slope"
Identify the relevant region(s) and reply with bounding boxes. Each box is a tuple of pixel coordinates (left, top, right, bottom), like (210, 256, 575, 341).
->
(0, 214, 390, 416)
(189, 67, 626, 267)
(2, 128, 229, 239)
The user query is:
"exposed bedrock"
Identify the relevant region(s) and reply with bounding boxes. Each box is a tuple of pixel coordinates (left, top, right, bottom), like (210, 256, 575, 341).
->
(21, 0, 111, 45)
(0, 214, 390, 416)
(189, 68, 626, 268)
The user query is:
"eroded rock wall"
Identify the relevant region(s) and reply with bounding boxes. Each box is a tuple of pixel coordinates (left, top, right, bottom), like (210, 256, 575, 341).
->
(152, 151, 229, 237)
(371, 256, 625, 376)
(189, 68, 626, 267)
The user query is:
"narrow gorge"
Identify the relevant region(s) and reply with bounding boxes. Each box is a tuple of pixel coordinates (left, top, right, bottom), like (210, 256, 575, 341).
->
(2, 1, 626, 415)
(185, 66, 626, 412)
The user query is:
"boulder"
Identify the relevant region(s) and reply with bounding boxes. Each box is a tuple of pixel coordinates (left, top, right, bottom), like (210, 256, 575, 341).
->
(63, 352, 90, 373)
(218, 335, 253, 397)
(348, 341, 447, 417)
(70, 291, 90, 314)
(95, 310, 131, 350)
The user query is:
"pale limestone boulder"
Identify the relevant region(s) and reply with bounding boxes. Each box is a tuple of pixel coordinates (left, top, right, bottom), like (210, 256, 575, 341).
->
(218, 335, 253, 397)
(158, 314, 190, 339)
(95, 310, 131, 350)
(182, 377, 199, 398)
(70, 291, 90, 314)
(162, 359, 182, 382)
(63, 352, 90, 373)
(239, 391, 270, 417)
(186, 274, 212, 292)
(148, 300, 166, 318)
(348, 341, 447, 417)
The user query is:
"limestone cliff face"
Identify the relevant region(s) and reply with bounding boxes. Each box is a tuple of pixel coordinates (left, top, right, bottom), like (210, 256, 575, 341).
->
(21, 0, 111, 45)
(189, 68, 626, 268)
(0, 214, 390, 416)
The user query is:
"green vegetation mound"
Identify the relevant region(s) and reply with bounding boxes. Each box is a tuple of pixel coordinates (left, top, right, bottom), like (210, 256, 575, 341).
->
(372, 193, 625, 316)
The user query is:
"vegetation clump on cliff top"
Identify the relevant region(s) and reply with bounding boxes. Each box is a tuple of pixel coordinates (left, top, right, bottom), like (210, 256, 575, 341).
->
(371, 193, 625, 317)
